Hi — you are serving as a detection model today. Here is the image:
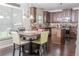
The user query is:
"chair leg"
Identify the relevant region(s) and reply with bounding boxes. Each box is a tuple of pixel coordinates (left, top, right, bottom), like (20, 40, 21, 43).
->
(39, 45, 41, 56)
(39, 45, 43, 56)
(13, 43, 15, 56)
(43, 44, 47, 55)
(37, 44, 40, 54)
(45, 43, 48, 51)
(19, 45, 21, 56)
(42, 44, 47, 55)
(43, 44, 45, 50)
(22, 45, 25, 56)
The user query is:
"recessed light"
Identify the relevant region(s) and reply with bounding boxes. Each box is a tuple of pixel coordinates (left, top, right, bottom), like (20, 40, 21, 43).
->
(0, 15, 4, 19)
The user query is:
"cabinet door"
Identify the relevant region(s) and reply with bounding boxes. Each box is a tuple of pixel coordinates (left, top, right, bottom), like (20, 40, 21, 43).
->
(70, 27, 77, 39)
(51, 29, 60, 44)
(30, 7, 36, 23)
(71, 10, 78, 22)
(56, 30, 61, 44)
(47, 12, 50, 23)
(51, 30, 58, 44)
(62, 9, 72, 17)
(43, 11, 50, 23)
(52, 12, 56, 22)
(51, 29, 62, 44)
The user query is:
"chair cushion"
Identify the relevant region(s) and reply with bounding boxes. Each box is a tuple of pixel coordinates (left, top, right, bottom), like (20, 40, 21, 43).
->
(32, 39, 43, 44)
(32, 31, 49, 45)
(21, 40, 29, 45)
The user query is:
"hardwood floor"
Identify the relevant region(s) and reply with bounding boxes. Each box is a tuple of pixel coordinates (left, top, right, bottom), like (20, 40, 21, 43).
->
(0, 37, 76, 56)
(48, 37, 76, 56)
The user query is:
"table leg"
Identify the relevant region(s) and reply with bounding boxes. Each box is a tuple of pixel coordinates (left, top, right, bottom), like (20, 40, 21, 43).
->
(29, 39, 32, 55)
(22, 45, 25, 56)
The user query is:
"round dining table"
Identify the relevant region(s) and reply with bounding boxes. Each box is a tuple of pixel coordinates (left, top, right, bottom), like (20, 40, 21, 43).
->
(19, 31, 41, 55)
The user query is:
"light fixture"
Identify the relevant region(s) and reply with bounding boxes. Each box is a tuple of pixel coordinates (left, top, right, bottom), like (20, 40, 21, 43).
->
(23, 15, 27, 19)
(29, 15, 34, 19)
(59, 3, 63, 5)
(0, 15, 4, 19)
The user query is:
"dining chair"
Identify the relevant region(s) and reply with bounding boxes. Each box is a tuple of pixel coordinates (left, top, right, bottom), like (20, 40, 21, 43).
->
(11, 31, 29, 56)
(32, 31, 49, 56)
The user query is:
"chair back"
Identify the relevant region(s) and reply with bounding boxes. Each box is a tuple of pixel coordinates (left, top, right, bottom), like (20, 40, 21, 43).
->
(11, 31, 21, 45)
(40, 31, 49, 44)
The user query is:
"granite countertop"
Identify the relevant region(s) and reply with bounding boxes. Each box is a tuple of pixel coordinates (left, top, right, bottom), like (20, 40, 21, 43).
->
(44, 26, 71, 30)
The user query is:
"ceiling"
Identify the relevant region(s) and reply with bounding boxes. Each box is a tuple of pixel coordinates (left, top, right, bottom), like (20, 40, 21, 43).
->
(6, 3, 20, 7)
(4, 3, 79, 12)
(31, 3, 79, 11)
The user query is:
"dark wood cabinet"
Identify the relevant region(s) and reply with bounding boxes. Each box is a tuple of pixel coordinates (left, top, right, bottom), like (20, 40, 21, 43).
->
(50, 9, 78, 23)
(43, 11, 50, 23)
(51, 12, 62, 22)
(62, 9, 72, 17)
(51, 28, 65, 45)
(71, 10, 78, 23)
(47, 9, 78, 45)
(70, 23, 78, 39)
(30, 7, 36, 23)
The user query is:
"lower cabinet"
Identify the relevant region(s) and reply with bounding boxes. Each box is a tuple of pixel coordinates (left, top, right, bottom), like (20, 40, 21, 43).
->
(70, 27, 77, 39)
(51, 28, 65, 45)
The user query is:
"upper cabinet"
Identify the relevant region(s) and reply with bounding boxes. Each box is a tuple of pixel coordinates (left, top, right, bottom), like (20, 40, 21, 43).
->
(50, 9, 78, 23)
(62, 9, 72, 17)
(50, 12, 62, 22)
(30, 8, 78, 23)
(30, 7, 36, 23)
(36, 8, 43, 23)
(71, 10, 78, 23)
(43, 11, 50, 23)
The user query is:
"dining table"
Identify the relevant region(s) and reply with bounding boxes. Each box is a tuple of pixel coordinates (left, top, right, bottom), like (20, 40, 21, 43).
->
(18, 30, 41, 55)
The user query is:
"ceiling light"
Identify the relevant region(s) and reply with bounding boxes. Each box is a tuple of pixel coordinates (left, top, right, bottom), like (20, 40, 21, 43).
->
(0, 15, 4, 19)
(29, 15, 34, 19)
(23, 15, 27, 19)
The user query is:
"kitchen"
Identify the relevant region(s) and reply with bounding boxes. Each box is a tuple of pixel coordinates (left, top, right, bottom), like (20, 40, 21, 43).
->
(0, 3, 78, 56)
(30, 3, 78, 45)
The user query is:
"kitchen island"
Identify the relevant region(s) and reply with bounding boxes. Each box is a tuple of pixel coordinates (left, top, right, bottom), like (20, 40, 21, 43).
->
(51, 27, 65, 45)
